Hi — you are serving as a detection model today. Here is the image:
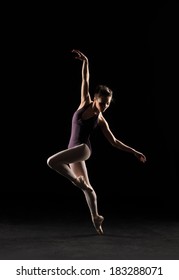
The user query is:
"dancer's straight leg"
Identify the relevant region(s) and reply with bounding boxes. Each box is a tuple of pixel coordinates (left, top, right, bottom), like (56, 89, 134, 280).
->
(70, 161, 104, 235)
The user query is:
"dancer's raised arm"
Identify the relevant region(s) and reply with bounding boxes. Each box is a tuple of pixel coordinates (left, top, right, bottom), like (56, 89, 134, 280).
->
(72, 49, 92, 107)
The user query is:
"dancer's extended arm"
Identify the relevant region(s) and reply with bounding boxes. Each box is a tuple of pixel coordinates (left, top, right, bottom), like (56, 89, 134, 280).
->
(98, 113, 147, 163)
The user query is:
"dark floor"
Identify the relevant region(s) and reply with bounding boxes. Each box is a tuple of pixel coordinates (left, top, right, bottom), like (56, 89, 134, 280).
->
(1, 217, 179, 260)
(0, 195, 179, 260)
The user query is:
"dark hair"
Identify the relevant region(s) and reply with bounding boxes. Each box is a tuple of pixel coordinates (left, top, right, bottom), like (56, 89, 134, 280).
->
(94, 85, 113, 99)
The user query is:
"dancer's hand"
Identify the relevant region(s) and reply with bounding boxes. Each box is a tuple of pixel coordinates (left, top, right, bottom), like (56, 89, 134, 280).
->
(134, 151, 147, 163)
(71, 49, 88, 62)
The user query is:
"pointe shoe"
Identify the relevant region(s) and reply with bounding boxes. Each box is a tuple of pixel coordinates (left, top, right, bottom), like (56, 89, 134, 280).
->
(93, 215, 104, 235)
(75, 176, 93, 192)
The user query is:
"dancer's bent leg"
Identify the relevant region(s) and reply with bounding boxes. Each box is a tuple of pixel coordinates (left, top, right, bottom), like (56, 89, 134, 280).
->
(47, 144, 92, 191)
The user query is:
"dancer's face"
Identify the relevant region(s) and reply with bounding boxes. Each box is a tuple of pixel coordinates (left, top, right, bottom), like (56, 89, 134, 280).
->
(95, 96, 112, 113)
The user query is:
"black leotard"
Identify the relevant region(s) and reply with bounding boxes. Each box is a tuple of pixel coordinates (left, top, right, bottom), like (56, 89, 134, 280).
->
(68, 104, 98, 151)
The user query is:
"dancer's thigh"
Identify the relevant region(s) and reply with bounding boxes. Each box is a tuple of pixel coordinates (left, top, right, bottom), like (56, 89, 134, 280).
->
(48, 144, 91, 165)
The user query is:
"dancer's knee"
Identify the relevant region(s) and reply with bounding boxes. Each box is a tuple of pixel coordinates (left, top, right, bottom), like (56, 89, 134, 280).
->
(47, 156, 56, 169)
(47, 156, 65, 171)
(84, 186, 96, 197)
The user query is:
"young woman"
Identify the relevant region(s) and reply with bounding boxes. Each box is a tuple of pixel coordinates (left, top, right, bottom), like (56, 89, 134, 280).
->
(47, 49, 147, 235)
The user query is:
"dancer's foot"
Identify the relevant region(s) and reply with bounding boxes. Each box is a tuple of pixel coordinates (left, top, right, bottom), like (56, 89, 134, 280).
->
(74, 176, 93, 192)
(92, 215, 104, 235)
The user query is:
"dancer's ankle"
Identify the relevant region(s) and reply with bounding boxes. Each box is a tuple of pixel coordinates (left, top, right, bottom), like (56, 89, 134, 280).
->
(73, 176, 93, 192)
(92, 215, 104, 235)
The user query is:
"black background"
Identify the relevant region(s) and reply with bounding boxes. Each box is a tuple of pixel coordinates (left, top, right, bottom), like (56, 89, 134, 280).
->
(2, 1, 178, 219)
